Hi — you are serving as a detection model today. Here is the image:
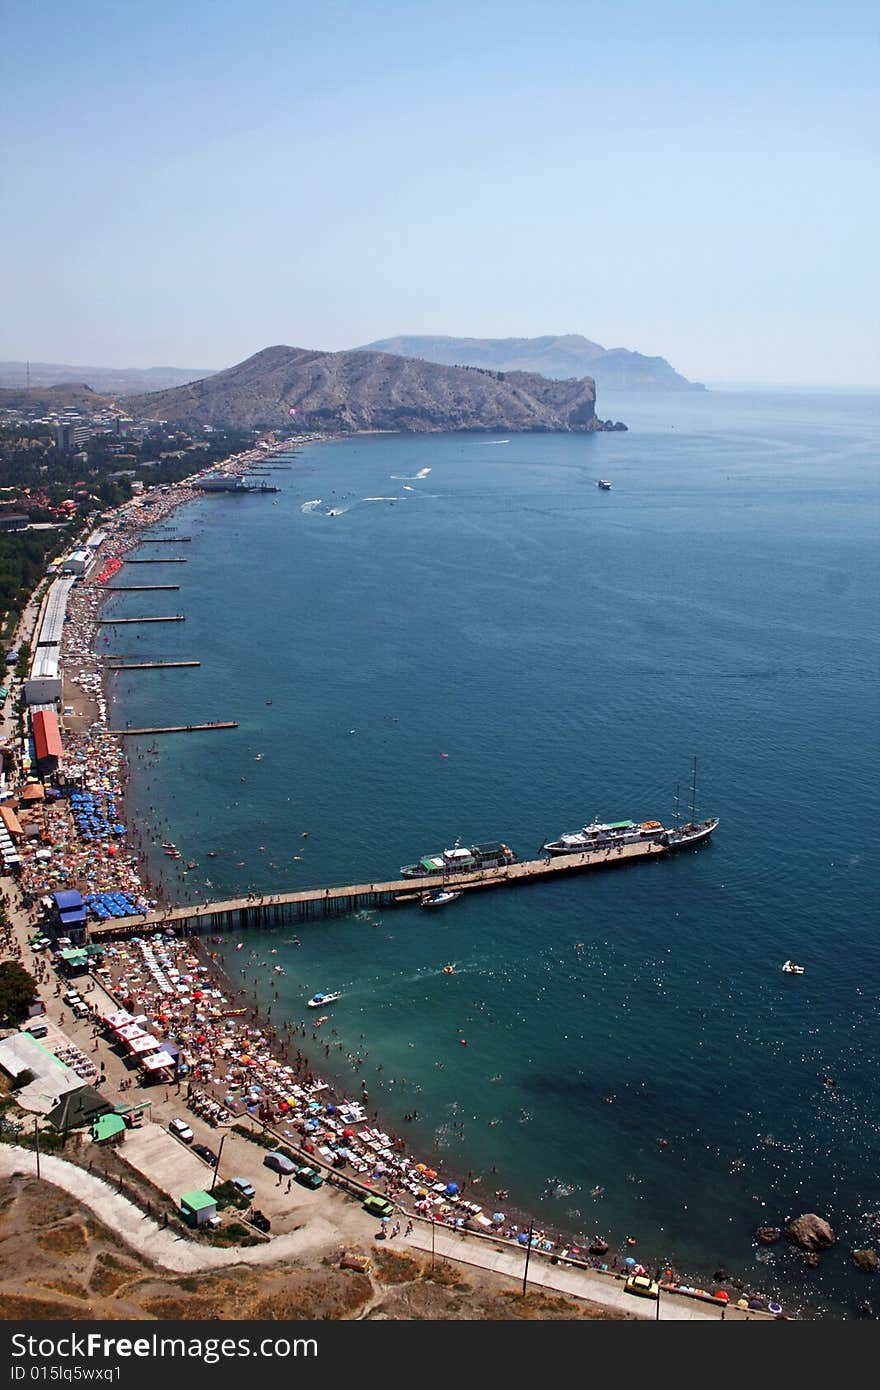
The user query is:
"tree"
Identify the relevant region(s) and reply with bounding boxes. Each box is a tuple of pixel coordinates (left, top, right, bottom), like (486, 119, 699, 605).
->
(0, 961, 38, 1025)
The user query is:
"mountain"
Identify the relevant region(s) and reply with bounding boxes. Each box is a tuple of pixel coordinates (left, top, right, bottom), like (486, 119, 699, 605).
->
(357, 335, 704, 391)
(126, 345, 627, 433)
(0, 362, 215, 394)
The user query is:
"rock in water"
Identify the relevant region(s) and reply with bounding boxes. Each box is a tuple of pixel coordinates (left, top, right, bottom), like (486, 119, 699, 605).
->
(755, 1226, 783, 1245)
(852, 1248, 880, 1273)
(785, 1214, 835, 1252)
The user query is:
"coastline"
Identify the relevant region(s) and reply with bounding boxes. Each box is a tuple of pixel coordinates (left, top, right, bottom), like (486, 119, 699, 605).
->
(4, 431, 792, 1320)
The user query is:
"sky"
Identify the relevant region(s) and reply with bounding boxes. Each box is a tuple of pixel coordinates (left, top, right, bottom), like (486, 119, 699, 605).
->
(1, 0, 877, 384)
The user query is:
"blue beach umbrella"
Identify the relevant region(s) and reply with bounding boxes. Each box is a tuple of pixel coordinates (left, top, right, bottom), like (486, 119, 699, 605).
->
(624, 1256, 636, 1266)
(492, 1213, 505, 1224)
(445, 1182, 459, 1196)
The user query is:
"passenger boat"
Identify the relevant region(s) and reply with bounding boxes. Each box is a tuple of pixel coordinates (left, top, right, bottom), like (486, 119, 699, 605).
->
(598, 479, 612, 490)
(782, 960, 805, 975)
(307, 991, 341, 1008)
(420, 889, 462, 909)
(543, 759, 718, 857)
(401, 841, 516, 878)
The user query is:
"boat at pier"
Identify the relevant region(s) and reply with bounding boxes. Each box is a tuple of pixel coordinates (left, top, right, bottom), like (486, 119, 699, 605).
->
(543, 760, 718, 857)
(401, 841, 517, 878)
(420, 889, 462, 908)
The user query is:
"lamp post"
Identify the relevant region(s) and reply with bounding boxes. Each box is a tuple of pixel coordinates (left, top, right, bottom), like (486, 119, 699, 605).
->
(522, 1220, 534, 1296)
(210, 1134, 226, 1193)
(34, 1118, 40, 1180)
(431, 1216, 436, 1270)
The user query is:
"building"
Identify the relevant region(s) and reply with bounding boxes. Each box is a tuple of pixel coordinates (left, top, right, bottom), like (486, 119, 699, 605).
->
(60, 550, 90, 576)
(31, 709, 63, 774)
(179, 1191, 218, 1227)
(55, 424, 90, 452)
(51, 890, 88, 946)
(0, 514, 29, 532)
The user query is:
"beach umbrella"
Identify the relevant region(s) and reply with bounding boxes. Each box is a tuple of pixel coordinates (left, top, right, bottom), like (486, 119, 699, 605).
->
(767, 1301, 783, 1315)
(517, 1233, 529, 1245)
(624, 1256, 636, 1267)
(445, 1182, 459, 1196)
(747, 1297, 765, 1310)
(713, 1290, 729, 1303)
(492, 1212, 505, 1224)
(342, 1127, 355, 1138)
(737, 1298, 749, 1310)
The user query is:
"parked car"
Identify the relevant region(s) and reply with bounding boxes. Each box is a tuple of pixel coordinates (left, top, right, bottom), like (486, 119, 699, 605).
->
(232, 1177, 255, 1200)
(250, 1209, 271, 1233)
(263, 1151, 297, 1176)
(624, 1273, 660, 1299)
(294, 1165, 325, 1189)
(362, 1194, 395, 1219)
(168, 1118, 194, 1143)
(192, 1143, 218, 1167)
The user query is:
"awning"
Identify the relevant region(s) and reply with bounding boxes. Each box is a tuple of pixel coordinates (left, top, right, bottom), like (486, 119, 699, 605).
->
(142, 1050, 175, 1071)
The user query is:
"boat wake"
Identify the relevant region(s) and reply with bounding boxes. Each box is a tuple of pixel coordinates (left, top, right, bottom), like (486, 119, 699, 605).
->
(390, 468, 432, 480)
(301, 499, 323, 513)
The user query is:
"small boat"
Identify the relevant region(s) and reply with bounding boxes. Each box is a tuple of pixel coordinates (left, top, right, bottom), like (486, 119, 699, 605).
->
(443, 965, 455, 975)
(782, 960, 805, 975)
(420, 889, 462, 909)
(307, 991, 341, 1008)
(598, 479, 612, 490)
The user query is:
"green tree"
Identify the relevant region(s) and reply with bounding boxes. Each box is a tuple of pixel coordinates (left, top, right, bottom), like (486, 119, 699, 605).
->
(0, 961, 38, 1025)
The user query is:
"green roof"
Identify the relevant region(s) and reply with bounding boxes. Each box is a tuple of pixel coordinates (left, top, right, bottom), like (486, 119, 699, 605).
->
(607, 822, 635, 830)
(59, 948, 88, 963)
(92, 1113, 126, 1141)
(180, 1190, 217, 1212)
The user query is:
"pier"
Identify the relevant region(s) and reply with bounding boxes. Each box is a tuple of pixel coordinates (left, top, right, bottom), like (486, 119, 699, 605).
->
(124, 557, 188, 564)
(97, 615, 185, 624)
(140, 536, 192, 543)
(98, 585, 181, 592)
(107, 721, 238, 735)
(87, 839, 674, 940)
(107, 661, 201, 670)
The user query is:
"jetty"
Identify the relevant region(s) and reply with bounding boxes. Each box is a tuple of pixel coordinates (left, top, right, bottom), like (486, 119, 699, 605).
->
(108, 721, 237, 736)
(141, 536, 192, 543)
(107, 661, 201, 670)
(87, 838, 679, 940)
(97, 615, 185, 625)
(124, 557, 188, 564)
(98, 585, 181, 592)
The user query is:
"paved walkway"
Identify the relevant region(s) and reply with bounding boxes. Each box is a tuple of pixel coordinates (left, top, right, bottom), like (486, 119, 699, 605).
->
(0, 1147, 761, 1319)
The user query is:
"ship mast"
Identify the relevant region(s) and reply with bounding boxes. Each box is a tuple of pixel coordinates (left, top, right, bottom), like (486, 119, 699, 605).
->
(690, 755, 698, 827)
(674, 782, 681, 826)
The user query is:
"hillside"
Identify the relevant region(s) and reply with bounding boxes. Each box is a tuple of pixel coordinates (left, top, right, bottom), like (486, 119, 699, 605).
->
(0, 382, 116, 413)
(358, 335, 704, 391)
(0, 362, 214, 394)
(127, 345, 627, 433)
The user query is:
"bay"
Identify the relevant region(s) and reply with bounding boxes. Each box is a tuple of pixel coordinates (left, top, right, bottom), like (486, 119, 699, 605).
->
(104, 388, 880, 1316)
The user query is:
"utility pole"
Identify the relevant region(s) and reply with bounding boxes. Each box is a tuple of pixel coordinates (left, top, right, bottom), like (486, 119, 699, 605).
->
(522, 1220, 534, 1295)
(431, 1216, 436, 1270)
(34, 1118, 41, 1179)
(210, 1134, 226, 1193)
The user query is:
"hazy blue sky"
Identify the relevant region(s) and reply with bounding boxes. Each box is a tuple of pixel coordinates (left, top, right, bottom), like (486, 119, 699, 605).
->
(2, 0, 877, 383)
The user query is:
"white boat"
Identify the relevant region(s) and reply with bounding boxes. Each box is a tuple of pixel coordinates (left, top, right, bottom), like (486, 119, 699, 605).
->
(420, 889, 462, 909)
(307, 991, 340, 1007)
(782, 961, 805, 975)
(597, 479, 612, 490)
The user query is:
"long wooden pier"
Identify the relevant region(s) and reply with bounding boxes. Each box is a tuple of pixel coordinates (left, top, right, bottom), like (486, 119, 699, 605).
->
(125, 557, 188, 564)
(107, 661, 201, 670)
(97, 615, 185, 624)
(108, 721, 237, 735)
(98, 585, 181, 592)
(141, 536, 192, 543)
(87, 839, 675, 940)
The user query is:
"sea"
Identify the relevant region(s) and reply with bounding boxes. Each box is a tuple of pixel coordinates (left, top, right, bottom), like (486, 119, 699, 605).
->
(102, 388, 880, 1317)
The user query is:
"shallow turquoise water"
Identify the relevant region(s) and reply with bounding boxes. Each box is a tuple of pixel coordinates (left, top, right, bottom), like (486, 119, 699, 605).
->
(105, 390, 880, 1315)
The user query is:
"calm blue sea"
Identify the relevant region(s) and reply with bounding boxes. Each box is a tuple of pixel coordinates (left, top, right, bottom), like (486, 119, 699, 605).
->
(104, 389, 880, 1316)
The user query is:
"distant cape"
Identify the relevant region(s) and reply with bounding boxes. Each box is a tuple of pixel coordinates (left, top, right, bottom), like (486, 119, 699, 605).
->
(126, 345, 627, 433)
(357, 335, 704, 392)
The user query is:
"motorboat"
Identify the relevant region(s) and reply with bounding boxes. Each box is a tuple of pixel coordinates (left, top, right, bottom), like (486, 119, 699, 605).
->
(782, 961, 805, 975)
(307, 991, 341, 1007)
(420, 889, 462, 908)
(598, 479, 612, 490)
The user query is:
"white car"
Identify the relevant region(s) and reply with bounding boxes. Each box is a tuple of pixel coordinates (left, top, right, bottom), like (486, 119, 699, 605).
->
(168, 1118, 194, 1143)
